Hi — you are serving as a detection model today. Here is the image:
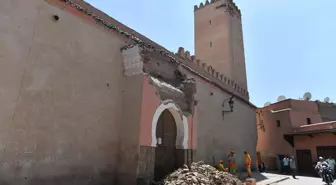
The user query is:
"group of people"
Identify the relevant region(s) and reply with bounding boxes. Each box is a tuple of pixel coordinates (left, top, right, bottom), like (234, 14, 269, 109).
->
(216, 151, 252, 177)
(282, 155, 335, 181)
(282, 155, 297, 179)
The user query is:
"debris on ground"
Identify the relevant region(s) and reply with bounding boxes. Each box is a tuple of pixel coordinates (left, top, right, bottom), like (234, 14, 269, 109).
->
(163, 161, 243, 185)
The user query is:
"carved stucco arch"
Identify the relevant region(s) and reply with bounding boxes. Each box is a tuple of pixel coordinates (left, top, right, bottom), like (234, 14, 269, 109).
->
(151, 100, 188, 149)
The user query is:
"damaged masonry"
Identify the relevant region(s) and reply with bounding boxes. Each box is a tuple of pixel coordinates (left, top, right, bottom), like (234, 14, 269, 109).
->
(0, 0, 258, 184)
(122, 44, 197, 115)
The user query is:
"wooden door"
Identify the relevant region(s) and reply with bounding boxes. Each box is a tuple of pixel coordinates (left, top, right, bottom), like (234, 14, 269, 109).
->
(154, 110, 177, 181)
(316, 146, 336, 159)
(296, 150, 314, 175)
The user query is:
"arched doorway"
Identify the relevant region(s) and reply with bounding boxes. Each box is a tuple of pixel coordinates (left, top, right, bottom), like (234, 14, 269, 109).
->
(154, 109, 178, 181)
(151, 101, 188, 149)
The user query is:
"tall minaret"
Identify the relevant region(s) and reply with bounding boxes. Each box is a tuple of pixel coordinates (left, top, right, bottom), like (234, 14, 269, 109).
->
(194, 0, 248, 90)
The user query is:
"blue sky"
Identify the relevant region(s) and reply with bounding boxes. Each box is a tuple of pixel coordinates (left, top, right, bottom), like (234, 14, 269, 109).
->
(86, 0, 336, 107)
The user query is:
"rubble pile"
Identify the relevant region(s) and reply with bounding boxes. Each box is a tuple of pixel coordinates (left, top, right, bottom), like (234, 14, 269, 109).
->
(163, 161, 243, 185)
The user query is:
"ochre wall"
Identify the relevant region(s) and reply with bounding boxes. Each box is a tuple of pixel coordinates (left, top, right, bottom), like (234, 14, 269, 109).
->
(256, 107, 294, 170)
(182, 69, 257, 170)
(139, 76, 161, 147)
(317, 102, 336, 122)
(139, 75, 197, 149)
(0, 0, 256, 184)
(294, 133, 336, 161)
(118, 75, 144, 185)
(194, 0, 248, 89)
(256, 110, 294, 155)
(0, 0, 139, 184)
(136, 75, 198, 183)
(256, 99, 324, 170)
(289, 100, 322, 128)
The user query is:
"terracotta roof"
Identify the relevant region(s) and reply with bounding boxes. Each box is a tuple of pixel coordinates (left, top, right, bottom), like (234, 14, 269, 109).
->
(300, 121, 336, 128)
(284, 128, 336, 136)
(49, 0, 256, 108)
(285, 121, 336, 136)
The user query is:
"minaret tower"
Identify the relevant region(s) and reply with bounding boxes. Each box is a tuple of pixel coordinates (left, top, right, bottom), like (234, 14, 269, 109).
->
(194, 0, 248, 89)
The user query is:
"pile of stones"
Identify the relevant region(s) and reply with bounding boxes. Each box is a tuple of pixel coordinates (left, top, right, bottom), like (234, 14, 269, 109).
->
(163, 161, 243, 185)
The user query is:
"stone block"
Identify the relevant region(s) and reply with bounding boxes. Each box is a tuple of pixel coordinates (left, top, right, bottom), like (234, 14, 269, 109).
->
(245, 178, 256, 185)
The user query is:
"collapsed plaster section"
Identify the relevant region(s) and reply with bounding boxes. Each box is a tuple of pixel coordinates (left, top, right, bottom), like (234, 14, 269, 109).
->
(121, 45, 197, 116)
(121, 45, 143, 77)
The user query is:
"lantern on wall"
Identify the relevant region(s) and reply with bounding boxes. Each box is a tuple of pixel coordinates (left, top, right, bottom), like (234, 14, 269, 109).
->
(223, 96, 235, 112)
(222, 96, 235, 120)
(228, 97, 234, 112)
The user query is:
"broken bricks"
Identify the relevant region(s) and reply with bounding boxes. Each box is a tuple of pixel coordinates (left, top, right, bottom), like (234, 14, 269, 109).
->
(163, 161, 243, 185)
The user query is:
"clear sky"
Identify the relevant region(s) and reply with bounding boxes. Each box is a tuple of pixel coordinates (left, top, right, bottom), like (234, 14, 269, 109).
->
(85, 0, 336, 107)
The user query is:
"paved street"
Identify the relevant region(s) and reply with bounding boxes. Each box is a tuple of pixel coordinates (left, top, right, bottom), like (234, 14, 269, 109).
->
(256, 173, 335, 185)
(273, 176, 333, 185)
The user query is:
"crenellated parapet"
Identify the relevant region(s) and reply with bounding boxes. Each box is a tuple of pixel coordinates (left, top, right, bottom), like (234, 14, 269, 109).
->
(176, 47, 249, 98)
(194, 0, 216, 10)
(55, 0, 249, 101)
(194, 0, 241, 18)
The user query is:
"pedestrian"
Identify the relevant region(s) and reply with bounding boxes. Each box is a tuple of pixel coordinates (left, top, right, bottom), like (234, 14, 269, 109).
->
(244, 151, 252, 177)
(217, 160, 225, 172)
(326, 156, 335, 177)
(289, 156, 297, 179)
(283, 155, 290, 175)
(258, 161, 266, 172)
(228, 151, 237, 174)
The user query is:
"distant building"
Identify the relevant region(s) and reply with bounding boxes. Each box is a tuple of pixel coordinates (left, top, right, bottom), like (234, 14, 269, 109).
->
(0, 0, 257, 184)
(256, 99, 336, 175)
(317, 101, 336, 122)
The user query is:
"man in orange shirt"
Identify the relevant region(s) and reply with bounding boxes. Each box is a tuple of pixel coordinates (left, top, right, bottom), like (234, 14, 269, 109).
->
(244, 151, 252, 177)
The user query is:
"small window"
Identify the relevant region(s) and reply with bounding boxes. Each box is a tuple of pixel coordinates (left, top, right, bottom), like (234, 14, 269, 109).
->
(210, 41, 212, 47)
(307, 118, 311, 125)
(209, 20, 212, 25)
(276, 120, 281, 127)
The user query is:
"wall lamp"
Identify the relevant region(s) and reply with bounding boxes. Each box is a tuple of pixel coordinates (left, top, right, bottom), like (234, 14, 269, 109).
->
(223, 96, 235, 113)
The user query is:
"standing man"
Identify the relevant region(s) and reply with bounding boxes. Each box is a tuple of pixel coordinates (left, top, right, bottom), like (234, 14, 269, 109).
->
(289, 156, 297, 179)
(326, 156, 335, 177)
(228, 151, 237, 174)
(244, 151, 252, 177)
(283, 155, 290, 175)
